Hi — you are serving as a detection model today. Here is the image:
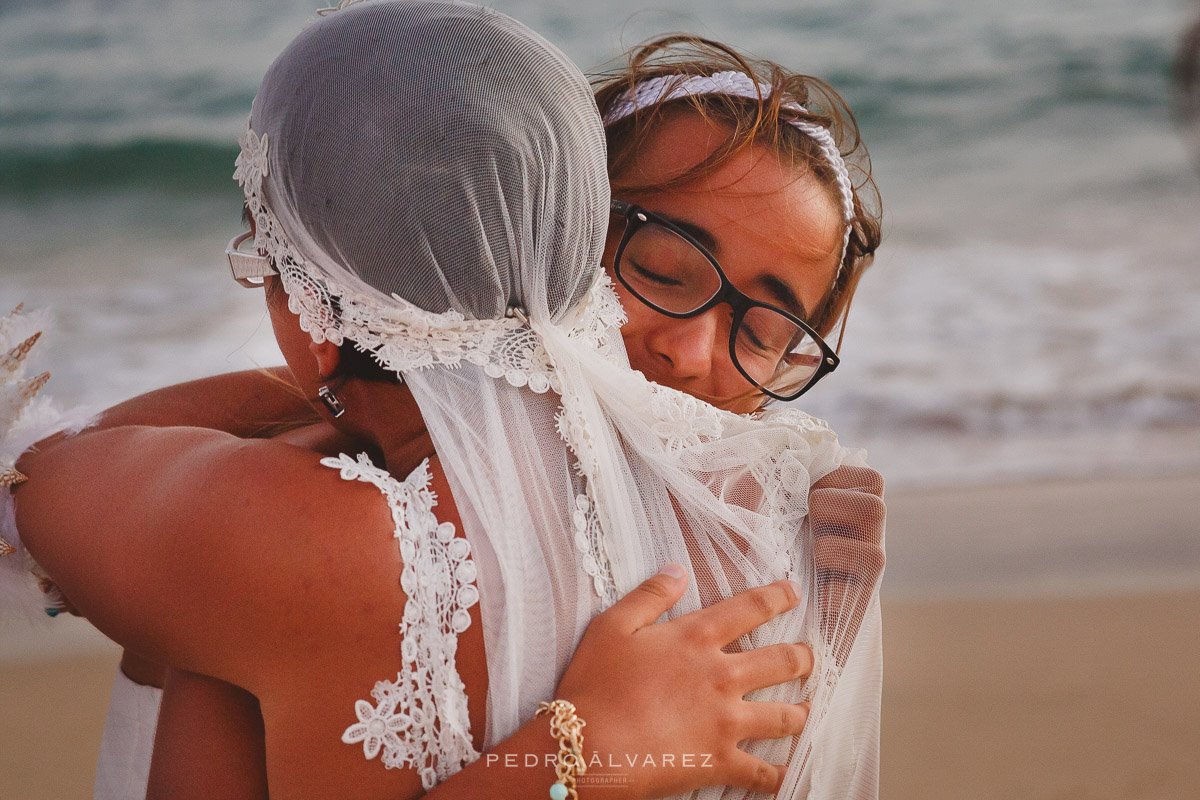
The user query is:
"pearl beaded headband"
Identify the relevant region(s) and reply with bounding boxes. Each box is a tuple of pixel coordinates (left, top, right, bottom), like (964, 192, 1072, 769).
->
(604, 70, 855, 282)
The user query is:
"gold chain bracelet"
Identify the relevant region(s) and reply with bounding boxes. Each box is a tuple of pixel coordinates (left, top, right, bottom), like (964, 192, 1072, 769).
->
(536, 699, 587, 800)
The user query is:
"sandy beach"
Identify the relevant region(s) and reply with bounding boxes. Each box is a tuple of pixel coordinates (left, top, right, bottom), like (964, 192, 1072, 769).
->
(882, 590, 1200, 800)
(2, 474, 1198, 799)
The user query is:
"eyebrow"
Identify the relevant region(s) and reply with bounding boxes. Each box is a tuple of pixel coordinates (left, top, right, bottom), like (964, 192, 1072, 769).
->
(653, 210, 719, 254)
(651, 207, 809, 319)
(648, 205, 806, 316)
(756, 274, 808, 320)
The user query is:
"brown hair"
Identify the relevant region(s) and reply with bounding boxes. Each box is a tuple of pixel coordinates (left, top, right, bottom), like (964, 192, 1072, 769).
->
(248, 203, 398, 384)
(592, 34, 883, 342)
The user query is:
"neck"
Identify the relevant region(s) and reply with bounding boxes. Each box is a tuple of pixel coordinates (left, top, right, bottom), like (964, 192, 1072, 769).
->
(327, 379, 434, 476)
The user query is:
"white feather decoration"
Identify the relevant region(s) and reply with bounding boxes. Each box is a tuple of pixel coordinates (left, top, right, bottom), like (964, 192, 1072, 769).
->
(0, 304, 97, 623)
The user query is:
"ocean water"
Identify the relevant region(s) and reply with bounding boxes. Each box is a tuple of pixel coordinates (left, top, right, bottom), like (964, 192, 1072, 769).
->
(2, 0, 1199, 492)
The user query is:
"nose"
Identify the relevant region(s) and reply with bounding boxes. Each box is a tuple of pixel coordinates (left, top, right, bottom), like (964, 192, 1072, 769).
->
(643, 306, 727, 383)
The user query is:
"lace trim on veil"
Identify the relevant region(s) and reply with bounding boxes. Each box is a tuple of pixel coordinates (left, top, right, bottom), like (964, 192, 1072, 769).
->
(322, 453, 481, 790)
(235, 123, 626, 395)
(568, 487, 617, 609)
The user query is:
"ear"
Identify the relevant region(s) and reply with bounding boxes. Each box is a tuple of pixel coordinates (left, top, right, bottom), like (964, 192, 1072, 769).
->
(309, 339, 342, 382)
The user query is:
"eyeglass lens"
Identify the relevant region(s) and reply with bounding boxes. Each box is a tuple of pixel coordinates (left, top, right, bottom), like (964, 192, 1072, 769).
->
(618, 218, 825, 398)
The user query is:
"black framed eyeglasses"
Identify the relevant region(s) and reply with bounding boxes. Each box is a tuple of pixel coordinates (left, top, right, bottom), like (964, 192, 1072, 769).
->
(610, 199, 839, 401)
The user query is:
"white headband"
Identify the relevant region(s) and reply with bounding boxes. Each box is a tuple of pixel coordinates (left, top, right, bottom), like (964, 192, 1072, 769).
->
(604, 70, 855, 282)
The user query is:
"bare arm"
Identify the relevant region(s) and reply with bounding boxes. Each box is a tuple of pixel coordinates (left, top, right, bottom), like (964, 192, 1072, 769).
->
(147, 670, 268, 800)
(91, 367, 318, 437)
(150, 672, 564, 800)
(13, 424, 349, 678)
(69, 369, 361, 687)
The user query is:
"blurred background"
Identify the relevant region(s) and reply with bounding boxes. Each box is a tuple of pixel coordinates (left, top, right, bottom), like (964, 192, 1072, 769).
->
(2, 0, 1198, 798)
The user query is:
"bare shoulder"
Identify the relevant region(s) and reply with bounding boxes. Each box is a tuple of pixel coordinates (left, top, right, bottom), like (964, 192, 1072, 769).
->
(16, 425, 397, 678)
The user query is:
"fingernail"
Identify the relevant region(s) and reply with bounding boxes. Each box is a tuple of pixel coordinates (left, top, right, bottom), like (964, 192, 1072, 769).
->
(659, 562, 686, 580)
(45, 607, 60, 618)
(787, 580, 803, 601)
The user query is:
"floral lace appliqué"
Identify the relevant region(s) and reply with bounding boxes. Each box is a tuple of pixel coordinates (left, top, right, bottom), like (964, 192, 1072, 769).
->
(232, 124, 268, 191)
(321, 453, 480, 790)
(648, 385, 725, 453)
(235, 121, 624, 396)
(751, 406, 832, 434)
(569, 490, 617, 608)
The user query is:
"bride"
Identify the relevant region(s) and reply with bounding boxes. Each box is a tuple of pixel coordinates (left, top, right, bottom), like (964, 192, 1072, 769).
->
(5, 2, 884, 797)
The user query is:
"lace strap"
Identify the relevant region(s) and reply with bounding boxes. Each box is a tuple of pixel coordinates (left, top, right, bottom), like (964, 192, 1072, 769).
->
(320, 452, 481, 789)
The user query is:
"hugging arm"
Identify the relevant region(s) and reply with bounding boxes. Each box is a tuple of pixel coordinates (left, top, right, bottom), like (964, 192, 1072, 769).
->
(147, 670, 268, 800)
(147, 573, 817, 800)
(91, 367, 319, 437)
(45, 368, 358, 683)
(12, 424, 328, 678)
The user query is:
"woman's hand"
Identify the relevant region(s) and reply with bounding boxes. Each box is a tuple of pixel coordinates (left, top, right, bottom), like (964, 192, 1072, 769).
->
(555, 567, 812, 799)
(809, 466, 886, 667)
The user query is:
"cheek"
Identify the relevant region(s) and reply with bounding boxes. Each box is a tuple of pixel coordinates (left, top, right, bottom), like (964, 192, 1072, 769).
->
(605, 267, 649, 355)
(265, 285, 316, 384)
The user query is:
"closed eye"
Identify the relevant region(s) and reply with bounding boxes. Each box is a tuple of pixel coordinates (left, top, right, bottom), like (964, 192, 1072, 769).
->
(631, 260, 683, 287)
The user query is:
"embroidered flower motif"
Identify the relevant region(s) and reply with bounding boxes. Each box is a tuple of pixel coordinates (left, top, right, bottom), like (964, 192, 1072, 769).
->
(320, 453, 481, 790)
(554, 403, 595, 475)
(371, 680, 401, 705)
(565, 278, 627, 350)
(648, 386, 724, 453)
(317, 0, 364, 15)
(233, 125, 268, 192)
(755, 407, 832, 434)
(341, 698, 413, 760)
(568, 490, 616, 607)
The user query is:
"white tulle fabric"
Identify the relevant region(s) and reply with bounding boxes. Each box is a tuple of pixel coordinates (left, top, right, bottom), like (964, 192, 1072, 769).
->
(237, 2, 882, 797)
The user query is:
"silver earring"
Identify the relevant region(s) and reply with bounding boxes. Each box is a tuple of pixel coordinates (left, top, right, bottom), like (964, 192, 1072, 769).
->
(317, 385, 346, 418)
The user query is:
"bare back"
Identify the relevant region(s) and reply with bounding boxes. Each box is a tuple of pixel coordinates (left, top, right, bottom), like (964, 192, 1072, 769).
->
(15, 426, 490, 800)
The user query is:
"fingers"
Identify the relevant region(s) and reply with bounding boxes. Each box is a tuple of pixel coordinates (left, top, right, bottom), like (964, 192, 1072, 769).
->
(811, 465, 884, 496)
(689, 580, 800, 646)
(814, 535, 884, 666)
(809, 487, 885, 546)
(809, 481, 886, 671)
(728, 642, 812, 692)
(723, 751, 787, 795)
(813, 535, 886, 583)
(738, 700, 811, 742)
(601, 563, 688, 634)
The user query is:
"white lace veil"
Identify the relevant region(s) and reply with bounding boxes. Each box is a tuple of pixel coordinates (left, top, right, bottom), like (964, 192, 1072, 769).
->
(235, 2, 883, 796)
